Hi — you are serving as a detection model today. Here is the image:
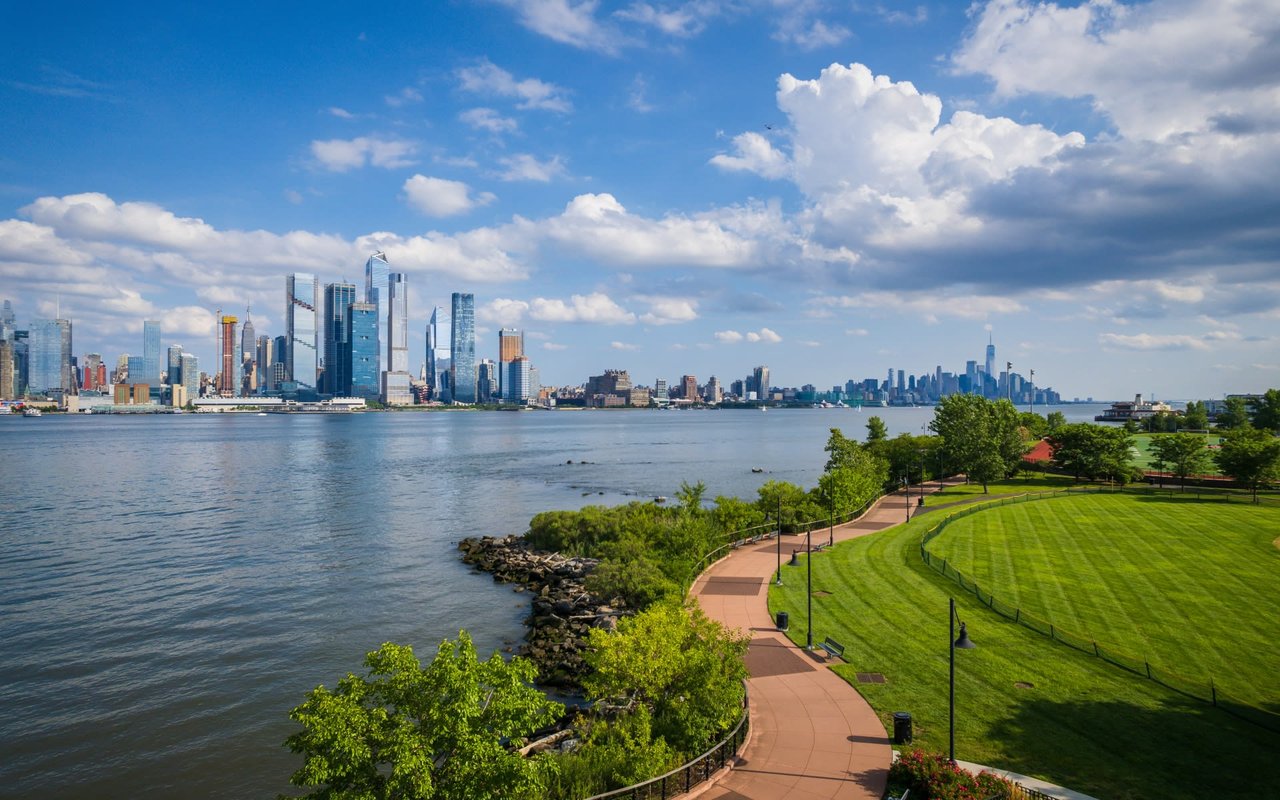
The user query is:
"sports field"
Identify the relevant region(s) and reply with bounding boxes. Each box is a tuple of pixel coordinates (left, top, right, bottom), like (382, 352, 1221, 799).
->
(924, 493, 1280, 707)
(769, 491, 1280, 800)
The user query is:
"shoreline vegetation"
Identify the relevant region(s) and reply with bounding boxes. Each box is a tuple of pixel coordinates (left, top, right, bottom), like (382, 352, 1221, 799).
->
(281, 395, 1280, 800)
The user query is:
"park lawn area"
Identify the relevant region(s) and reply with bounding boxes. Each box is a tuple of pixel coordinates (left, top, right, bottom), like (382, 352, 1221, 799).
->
(919, 474, 1079, 507)
(768, 497, 1280, 800)
(923, 492, 1280, 708)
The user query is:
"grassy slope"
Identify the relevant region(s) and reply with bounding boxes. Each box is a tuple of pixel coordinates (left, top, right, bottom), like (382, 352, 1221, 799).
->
(925, 493, 1280, 707)
(768, 496, 1280, 800)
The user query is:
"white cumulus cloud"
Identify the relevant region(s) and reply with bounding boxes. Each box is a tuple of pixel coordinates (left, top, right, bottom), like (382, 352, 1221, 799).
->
(310, 136, 418, 171)
(457, 59, 573, 112)
(529, 292, 636, 324)
(402, 175, 496, 217)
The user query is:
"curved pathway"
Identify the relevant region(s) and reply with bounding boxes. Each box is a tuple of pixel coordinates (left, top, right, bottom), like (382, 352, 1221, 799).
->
(689, 481, 959, 799)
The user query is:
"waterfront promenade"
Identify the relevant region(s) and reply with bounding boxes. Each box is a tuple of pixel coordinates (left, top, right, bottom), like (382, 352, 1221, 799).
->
(689, 483, 954, 800)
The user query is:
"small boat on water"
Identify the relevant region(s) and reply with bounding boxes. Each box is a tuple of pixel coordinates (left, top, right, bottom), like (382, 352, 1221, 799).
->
(22, 407, 42, 417)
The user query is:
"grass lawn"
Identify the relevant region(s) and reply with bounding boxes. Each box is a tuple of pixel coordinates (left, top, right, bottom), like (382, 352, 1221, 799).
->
(919, 475, 1080, 506)
(924, 493, 1280, 709)
(768, 493, 1280, 800)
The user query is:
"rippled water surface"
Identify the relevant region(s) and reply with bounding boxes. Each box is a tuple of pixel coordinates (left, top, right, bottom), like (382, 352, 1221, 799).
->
(0, 405, 1106, 798)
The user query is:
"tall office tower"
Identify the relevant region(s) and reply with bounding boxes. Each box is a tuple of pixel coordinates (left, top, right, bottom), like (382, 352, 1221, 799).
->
(706, 376, 722, 403)
(984, 334, 996, 385)
(1, 299, 13, 327)
(654, 378, 668, 402)
(477, 359, 496, 403)
(240, 310, 256, 393)
(364, 252, 390, 375)
(349, 301, 379, 398)
(752, 366, 770, 401)
(218, 315, 238, 397)
(450, 292, 476, 404)
(426, 306, 452, 401)
(84, 353, 104, 391)
(497, 328, 523, 400)
(528, 366, 540, 400)
(682, 374, 698, 401)
(142, 320, 161, 385)
(27, 318, 72, 397)
(256, 336, 274, 391)
(165, 346, 182, 387)
(286, 273, 319, 393)
(506, 355, 530, 404)
(180, 353, 199, 402)
(382, 272, 412, 405)
(322, 282, 358, 396)
(0, 338, 13, 399)
(127, 356, 146, 387)
(897, 369, 905, 395)
(965, 360, 978, 394)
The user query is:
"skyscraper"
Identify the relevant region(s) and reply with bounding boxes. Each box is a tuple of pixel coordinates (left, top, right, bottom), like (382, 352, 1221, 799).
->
(240, 310, 256, 394)
(27, 318, 72, 397)
(984, 333, 996, 386)
(0, 338, 13, 399)
(349, 301, 379, 398)
(286, 273, 319, 394)
(382, 272, 412, 405)
(218, 315, 238, 397)
(506, 355, 530, 404)
(498, 328, 523, 400)
(752, 366, 770, 402)
(322, 282, 357, 396)
(365, 251, 389, 376)
(84, 352, 104, 392)
(256, 336, 274, 392)
(142, 320, 161, 385)
(427, 306, 451, 401)
(450, 293, 476, 404)
(180, 353, 199, 403)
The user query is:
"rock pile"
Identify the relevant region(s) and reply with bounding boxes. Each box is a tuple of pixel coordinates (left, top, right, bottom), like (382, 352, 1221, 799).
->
(459, 535, 628, 688)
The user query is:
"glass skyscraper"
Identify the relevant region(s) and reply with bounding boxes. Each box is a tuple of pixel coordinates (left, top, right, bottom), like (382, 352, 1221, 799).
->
(349, 302, 379, 398)
(450, 292, 476, 404)
(364, 252, 389, 377)
(142, 320, 161, 385)
(27, 318, 71, 397)
(322, 282, 357, 396)
(382, 272, 412, 405)
(427, 306, 451, 402)
(286, 273, 319, 394)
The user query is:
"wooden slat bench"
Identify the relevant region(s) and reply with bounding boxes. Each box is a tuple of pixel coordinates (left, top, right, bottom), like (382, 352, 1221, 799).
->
(817, 637, 845, 660)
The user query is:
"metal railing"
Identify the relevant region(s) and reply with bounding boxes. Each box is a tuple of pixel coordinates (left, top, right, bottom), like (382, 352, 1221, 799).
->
(918, 486, 1280, 733)
(583, 689, 750, 800)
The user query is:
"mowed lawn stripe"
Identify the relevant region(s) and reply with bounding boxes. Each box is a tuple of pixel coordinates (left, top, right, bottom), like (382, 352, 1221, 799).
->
(926, 493, 1280, 705)
(770, 505, 1280, 800)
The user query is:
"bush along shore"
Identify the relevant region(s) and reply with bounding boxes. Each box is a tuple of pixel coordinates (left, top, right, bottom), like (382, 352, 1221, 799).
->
(458, 534, 624, 689)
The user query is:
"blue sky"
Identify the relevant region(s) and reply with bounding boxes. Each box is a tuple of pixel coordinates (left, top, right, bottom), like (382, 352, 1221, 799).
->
(2, 0, 1277, 400)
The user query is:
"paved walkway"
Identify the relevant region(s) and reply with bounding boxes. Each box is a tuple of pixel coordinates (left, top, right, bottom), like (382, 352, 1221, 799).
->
(689, 482, 955, 799)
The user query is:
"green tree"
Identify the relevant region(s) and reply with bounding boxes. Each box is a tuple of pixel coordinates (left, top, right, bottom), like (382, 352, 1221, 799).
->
(865, 415, 888, 444)
(285, 634, 562, 800)
(710, 495, 766, 536)
(1182, 401, 1209, 431)
(1215, 396, 1251, 430)
(1048, 424, 1135, 483)
(929, 395, 1024, 492)
(1045, 411, 1067, 434)
(675, 480, 707, 515)
(1150, 433, 1213, 490)
(1018, 411, 1048, 440)
(1213, 427, 1280, 502)
(583, 600, 748, 755)
(824, 427, 862, 471)
(1249, 389, 1280, 433)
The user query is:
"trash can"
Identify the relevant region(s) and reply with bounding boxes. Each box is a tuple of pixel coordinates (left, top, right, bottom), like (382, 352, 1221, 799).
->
(917, 497, 924, 507)
(775, 611, 789, 631)
(892, 712, 913, 744)
(788, 549, 799, 566)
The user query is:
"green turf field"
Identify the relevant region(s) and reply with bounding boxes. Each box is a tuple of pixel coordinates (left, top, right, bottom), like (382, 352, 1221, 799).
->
(768, 493, 1280, 800)
(923, 493, 1280, 709)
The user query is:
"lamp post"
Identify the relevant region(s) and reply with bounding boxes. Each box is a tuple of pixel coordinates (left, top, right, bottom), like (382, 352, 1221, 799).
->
(919, 449, 926, 507)
(938, 448, 944, 492)
(949, 597, 976, 764)
(806, 524, 813, 650)
(775, 496, 783, 586)
(1006, 361, 1013, 405)
(828, 492, 835, 548)
(1029, 368, 1035, 415)
(904, 476, 911, 522)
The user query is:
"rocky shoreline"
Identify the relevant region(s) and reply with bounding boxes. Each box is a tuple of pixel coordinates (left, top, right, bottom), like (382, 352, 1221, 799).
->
(458, 535, 630, 689)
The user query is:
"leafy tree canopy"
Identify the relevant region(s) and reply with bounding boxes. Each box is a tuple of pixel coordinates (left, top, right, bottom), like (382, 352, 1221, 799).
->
(1213, 427, 1280, 501)
(1215, 397, 1251, 431)
(865, 415, 888, 443)
(1048, 423, 1136, 483)
(284, 634, 562, 800)
(929, 395, 1025, 492)
(1249, 389, 1280, 433)
(1149, 433, 1213, 488)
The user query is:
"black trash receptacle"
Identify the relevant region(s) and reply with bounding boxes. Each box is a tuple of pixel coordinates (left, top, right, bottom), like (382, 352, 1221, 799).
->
(775, 611, 789, 631)
(892, 712, 913, 744)
(917, 497, 924, 507)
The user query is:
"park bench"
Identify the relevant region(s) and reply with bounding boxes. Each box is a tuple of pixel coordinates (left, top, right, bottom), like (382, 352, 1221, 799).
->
(818, 637, 845, 660)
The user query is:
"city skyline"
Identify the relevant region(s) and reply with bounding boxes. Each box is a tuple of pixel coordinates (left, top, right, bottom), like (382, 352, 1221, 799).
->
(1, 2, 1277, 399)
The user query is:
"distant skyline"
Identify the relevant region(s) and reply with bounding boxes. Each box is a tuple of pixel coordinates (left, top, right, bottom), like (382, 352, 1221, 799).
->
(1, 1, 1277, 399)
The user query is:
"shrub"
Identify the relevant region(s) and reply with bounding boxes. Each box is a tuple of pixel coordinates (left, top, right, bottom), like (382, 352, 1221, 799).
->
(888, 749, 1015, 800)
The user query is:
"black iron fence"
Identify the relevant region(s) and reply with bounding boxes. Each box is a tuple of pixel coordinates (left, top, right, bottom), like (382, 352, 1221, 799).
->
(918, 487, 1280, 734)
(583, 690, 750, 800)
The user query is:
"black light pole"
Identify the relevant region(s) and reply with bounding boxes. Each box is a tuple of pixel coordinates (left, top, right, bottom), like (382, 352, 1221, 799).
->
(828, 492, 835, 548)
(806, 524, 813, 650)
(938, 449, 944, 493)
(775, 497, 783, 586)
(949, 597, 976, 764)
(904, 476, 911, 522)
